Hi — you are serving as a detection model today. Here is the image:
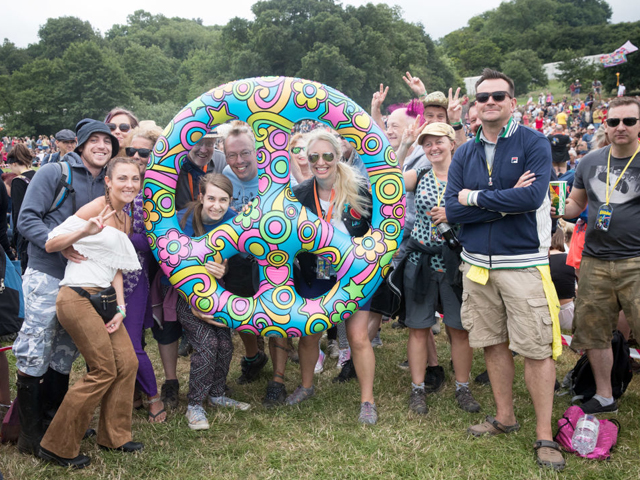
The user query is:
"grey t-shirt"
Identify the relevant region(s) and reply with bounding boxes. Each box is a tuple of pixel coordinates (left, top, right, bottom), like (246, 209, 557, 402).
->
(574, 145, 640, 260)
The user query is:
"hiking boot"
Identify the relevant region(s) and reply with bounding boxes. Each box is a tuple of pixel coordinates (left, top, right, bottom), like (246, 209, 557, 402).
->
(580, 397, 618, 415)
(178, 336, 193, 357)
(474, 370, 490, 385)
(236, 351, 268, 385)
(455, 386, 481, 413)
(209, 396, 251, 411)
(398, 359, 409, 370)
(262, 381, 287, 408)
(424, 366, 445, 394)
(333, 358, 357, 383)
(358, 402, 378, 425)
(185, 404, 209, 430)
(285, 385, 315, 405)
(409, 388, 428, 415)
(160, 379, 180, 409)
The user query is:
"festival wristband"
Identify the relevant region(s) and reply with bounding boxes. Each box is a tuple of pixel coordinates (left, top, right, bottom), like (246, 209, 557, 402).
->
(419, 92, 428, 98)
(450, 121, 462, 126)
(116, 306, 127, 318)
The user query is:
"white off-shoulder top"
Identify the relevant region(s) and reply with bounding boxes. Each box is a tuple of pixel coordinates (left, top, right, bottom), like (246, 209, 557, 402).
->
(48, 215, 141, 288)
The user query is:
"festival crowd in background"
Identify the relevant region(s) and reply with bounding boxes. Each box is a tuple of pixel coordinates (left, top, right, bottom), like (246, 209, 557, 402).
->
(0, 69, 639, 475)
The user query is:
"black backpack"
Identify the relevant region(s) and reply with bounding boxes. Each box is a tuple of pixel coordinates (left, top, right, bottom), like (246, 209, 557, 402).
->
(570, 330, 633, 403)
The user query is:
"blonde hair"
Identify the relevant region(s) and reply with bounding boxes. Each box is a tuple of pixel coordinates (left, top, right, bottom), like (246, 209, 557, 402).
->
(289, 133, 306, 150)
(305, 129, 370, 218)
(124, 121, 163, 149)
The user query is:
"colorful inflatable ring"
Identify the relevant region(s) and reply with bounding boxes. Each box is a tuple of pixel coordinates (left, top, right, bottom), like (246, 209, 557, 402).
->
(144, 77, 405, 337)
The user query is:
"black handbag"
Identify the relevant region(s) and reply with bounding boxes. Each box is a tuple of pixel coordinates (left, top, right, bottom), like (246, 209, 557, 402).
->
(70, 286, 118, 323)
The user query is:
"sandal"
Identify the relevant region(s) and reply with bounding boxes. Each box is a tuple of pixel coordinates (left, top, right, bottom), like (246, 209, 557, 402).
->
(534, 440, 565, 471)
(467, 415, 520, 437)
(147, 396, 167, 423)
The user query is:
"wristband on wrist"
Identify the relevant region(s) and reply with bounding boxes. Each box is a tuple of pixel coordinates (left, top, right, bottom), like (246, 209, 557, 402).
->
(452, 124, 463, 131)
(419, 91, 428, 98)
(450, 121, 462, 126)
(467, 192, 472, 206)
(116, 306, 126, 318)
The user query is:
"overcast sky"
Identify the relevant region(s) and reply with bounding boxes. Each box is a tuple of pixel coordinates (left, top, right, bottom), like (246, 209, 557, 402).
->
(4, 0, 640, 48)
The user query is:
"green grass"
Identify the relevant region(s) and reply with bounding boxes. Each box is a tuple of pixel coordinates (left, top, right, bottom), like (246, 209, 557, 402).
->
(2, 325, 639, 479)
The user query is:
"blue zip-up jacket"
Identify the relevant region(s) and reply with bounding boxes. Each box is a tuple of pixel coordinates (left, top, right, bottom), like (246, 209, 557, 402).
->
(445, 119, 552, 269)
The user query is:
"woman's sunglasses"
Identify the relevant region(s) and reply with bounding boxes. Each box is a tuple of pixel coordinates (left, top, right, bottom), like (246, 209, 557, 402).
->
(605, 117, 639, 128)
(475, 91, 511, 103)
(106, 122, 131, 132)
(308, 152, 335, 163)
(291, 146, 306, 154)
(125, 147, 151, 158)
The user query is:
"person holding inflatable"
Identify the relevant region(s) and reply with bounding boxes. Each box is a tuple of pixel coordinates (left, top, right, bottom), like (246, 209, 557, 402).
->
(176, 173, 250, 430)
(289, 129, 377, 424)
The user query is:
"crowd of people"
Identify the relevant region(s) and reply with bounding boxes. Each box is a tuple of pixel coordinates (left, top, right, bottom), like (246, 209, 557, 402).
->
(0, 70, 639, 474)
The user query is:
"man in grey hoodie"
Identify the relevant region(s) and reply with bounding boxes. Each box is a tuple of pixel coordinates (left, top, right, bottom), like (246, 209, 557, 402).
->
(13, 118, 119, 457)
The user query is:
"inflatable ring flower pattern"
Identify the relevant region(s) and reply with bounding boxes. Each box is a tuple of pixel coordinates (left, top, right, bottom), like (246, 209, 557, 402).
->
(144, 76, 405, 337)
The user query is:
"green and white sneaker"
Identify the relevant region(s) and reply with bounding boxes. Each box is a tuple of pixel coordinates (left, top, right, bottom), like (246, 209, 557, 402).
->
(209, 395, 251, 411)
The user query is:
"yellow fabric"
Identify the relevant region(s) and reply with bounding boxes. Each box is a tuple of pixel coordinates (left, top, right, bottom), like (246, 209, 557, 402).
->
(466, 265, 489, 285)
(536, 265, 562, 360)
(465, 264, 562, 360)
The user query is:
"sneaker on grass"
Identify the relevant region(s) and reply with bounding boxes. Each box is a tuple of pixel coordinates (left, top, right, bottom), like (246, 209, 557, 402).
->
(185, 405, 209, 430)
(314, 350, 326, 374)
(285, 385, 315, 405)
(262, 381, 287, 408)
(337, 348, 351, 369)
(580, 396, 618, 415)
(358, 402, 377, 425)
(209, 395, 251, 411)
(327, 340, 340, 359)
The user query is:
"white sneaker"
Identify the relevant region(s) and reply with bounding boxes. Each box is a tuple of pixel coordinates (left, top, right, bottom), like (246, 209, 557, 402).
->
(314, 350, 326, 374)
(209, 395, 251, 411)
(327, 340, 340, 358)
(337, 348, 351, 369)
(185, 404, 209, 430)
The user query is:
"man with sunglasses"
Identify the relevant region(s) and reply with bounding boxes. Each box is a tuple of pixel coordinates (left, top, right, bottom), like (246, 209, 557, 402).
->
(562, 96, 640, 415)
(445, 69, 564, 470)
(175, 131, 227, 210)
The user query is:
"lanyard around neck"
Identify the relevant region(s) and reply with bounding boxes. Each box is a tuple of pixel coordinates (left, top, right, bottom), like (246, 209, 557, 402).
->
(313, 180, 335, 222)
(431, 169, 446, 207)
(605, 144, 640, 205)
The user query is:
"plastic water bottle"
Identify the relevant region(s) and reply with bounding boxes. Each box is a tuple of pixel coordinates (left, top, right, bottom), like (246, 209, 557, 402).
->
(571, 414, 600, 455)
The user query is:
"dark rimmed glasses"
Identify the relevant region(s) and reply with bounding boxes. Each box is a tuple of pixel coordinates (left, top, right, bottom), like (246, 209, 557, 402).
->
(605, 117, 640, 128)
(475, 91, 511, 103)
(125, 147, 151, 158)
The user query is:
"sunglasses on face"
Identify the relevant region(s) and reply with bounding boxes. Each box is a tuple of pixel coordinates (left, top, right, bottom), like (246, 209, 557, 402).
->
(125, 147, 151, 158)
(291, 146, 306, 154)
(106, 122, 131, 132)
(308, 152, 335, 163)
(475, 91, 511, 103)
(605, 117, 640, 128)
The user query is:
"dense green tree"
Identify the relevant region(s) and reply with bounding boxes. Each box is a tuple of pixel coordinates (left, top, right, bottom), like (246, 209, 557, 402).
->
(36, 17, 100, 59)
(500, 50, 548, 95)
(120, 44, 180, 104)
(0, 39, 32, 75)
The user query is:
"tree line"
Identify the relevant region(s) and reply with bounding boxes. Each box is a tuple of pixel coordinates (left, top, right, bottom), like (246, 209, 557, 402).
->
(0, 0, 637, 136)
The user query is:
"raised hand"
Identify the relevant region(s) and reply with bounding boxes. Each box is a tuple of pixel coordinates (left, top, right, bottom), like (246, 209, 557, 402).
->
(448, 87, 462, 124)
(401, 114, 422, 148)
(371, 83, 389, 113)
(403, 71, 426, 97)
(84, 205, 116, 236)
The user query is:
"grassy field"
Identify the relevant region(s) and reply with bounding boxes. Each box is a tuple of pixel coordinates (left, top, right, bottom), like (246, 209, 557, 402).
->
(1, 323, 639, 480)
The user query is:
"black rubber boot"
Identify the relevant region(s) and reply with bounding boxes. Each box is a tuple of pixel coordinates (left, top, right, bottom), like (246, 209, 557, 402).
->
(16, 374, 45, 456)
(42, 368, 70, 432)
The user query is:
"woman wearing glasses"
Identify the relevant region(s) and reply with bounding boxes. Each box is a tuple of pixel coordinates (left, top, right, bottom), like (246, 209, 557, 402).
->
(289, 133, 312, 181)
(104, 108, 140, 147)
(289, 130, 377, 424)
(121, 122, 168, 423)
